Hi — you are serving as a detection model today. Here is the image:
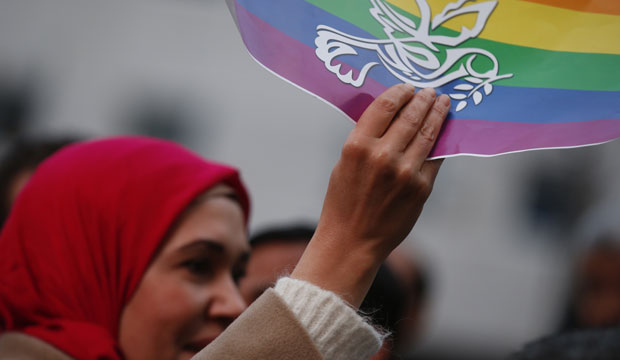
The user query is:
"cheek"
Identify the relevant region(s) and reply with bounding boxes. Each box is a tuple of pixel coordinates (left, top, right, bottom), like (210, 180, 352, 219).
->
(120, 274, 206, 359)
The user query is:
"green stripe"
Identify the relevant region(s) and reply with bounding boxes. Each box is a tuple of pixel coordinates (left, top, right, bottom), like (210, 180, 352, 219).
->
(307, 0, 620, 91)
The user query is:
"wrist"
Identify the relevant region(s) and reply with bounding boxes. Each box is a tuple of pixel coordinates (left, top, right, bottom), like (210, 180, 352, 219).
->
(291, 231, 382, 308)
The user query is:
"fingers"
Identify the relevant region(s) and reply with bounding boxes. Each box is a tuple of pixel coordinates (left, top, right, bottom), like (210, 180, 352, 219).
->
(382, 88, 436, 152)
(350, 85, 449, 182)
(404, 94, 450, 169)
(421, 158, 444, 186)
(356, 84, 415, 138)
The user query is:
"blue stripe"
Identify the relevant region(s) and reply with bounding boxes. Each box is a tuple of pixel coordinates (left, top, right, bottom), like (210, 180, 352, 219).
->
(235, 0, 620, 123)
(444, 85, 620, 123)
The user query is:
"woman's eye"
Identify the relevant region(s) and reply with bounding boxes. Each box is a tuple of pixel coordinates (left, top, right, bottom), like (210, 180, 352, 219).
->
(182, 258, 213, 277)
(232, 268, 246, 285)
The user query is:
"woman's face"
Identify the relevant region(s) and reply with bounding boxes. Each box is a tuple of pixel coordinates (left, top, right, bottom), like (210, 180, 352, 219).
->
(119, 185, 250, 360)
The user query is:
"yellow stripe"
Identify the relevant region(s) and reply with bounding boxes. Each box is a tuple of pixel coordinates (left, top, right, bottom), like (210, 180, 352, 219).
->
(386, 0, 620, 54)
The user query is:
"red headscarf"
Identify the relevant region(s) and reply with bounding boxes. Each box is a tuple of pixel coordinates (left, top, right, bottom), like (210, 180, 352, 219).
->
(0, 136, 250, 359)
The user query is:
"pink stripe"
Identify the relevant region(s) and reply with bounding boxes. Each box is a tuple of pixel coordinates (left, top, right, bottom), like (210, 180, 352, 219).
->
(235, 1, 386, 120)
(431, 118, 620, 157)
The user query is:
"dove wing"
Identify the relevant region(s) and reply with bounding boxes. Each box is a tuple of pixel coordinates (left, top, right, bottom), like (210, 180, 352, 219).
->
(369, 0, 429, 38)
(430, 0, 498, 47)
(315, 26, 381, 88)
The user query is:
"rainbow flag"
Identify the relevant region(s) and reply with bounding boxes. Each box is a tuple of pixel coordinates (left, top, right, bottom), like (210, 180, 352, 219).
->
(227, 0, 620, 157)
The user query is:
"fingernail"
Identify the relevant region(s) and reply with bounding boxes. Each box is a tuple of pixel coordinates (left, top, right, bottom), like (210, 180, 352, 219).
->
(422, 87, 436, 98)
(437, 94, 450, 107)
(402, 83, 415, 92)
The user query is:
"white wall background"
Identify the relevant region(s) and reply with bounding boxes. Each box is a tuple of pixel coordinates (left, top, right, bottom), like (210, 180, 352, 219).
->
(1, 0, 619, 357)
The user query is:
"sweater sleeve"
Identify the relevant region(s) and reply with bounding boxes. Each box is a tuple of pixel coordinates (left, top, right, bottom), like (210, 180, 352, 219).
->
(274, 277, 384, 360)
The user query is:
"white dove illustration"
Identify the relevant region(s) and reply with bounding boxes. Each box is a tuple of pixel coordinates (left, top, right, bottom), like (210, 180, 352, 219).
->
(315, 0, 513, 111)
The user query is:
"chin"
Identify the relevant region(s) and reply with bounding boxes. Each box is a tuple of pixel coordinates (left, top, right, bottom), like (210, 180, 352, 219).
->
(178, 350, 198, 360)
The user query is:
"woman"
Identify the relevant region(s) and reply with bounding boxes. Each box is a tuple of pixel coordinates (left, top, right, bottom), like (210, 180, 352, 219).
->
(0, 85, 450, 359)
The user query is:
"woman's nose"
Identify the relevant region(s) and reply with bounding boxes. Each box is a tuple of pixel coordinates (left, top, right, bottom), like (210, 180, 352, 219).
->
(207, 275, 247, 324)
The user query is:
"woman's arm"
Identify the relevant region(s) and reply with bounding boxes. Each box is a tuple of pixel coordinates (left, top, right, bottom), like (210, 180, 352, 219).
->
(292, 84, 450, 308)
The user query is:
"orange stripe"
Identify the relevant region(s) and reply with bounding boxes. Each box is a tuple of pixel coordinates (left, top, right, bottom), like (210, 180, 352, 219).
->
(523, 0, 620, 16)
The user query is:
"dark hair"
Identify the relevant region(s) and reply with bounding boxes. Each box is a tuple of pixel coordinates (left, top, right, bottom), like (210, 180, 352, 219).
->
(410, 261, 430, 307)
(250, 224, 406, 334)
(509, 327, 620, 360)
(0, 137, 75, 226)
(249, 224, 316, 248)
(360, 264, 406, 336)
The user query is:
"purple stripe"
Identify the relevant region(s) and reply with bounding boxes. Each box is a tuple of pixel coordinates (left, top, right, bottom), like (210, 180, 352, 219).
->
(431, 118, 620, 157)
(235, 1, 386, 120)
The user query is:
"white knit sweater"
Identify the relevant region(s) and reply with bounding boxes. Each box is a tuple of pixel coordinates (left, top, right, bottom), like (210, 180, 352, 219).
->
(274, 277, 383, 360)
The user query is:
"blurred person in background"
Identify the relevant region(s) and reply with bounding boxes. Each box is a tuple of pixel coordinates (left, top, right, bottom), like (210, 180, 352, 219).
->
(509, 327, 620, 360)
(0, 85, 451, 359)
(240, 225, 434, 360)
(507, 233, 620, 360)
(560, 233, 620, 331)
(239, 225, 315, 304)
(387, 246, 431, 354)
(0, 137, 75, 227)
(361, 264, 407, 360)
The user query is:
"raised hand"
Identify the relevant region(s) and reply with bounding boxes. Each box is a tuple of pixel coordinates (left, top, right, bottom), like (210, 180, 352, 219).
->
(292, 84, 450, 307)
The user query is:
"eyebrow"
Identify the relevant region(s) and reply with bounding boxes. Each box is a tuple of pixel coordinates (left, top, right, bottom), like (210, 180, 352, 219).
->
(177, 239, 226, 254)
(176, 239, 250, 264)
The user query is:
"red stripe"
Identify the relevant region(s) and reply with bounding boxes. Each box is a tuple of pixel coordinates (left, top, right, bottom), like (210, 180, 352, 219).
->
(522, 0, 620, 16)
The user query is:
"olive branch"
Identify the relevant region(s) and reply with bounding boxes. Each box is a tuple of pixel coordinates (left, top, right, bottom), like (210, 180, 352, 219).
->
(448, 76, 495, 112)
